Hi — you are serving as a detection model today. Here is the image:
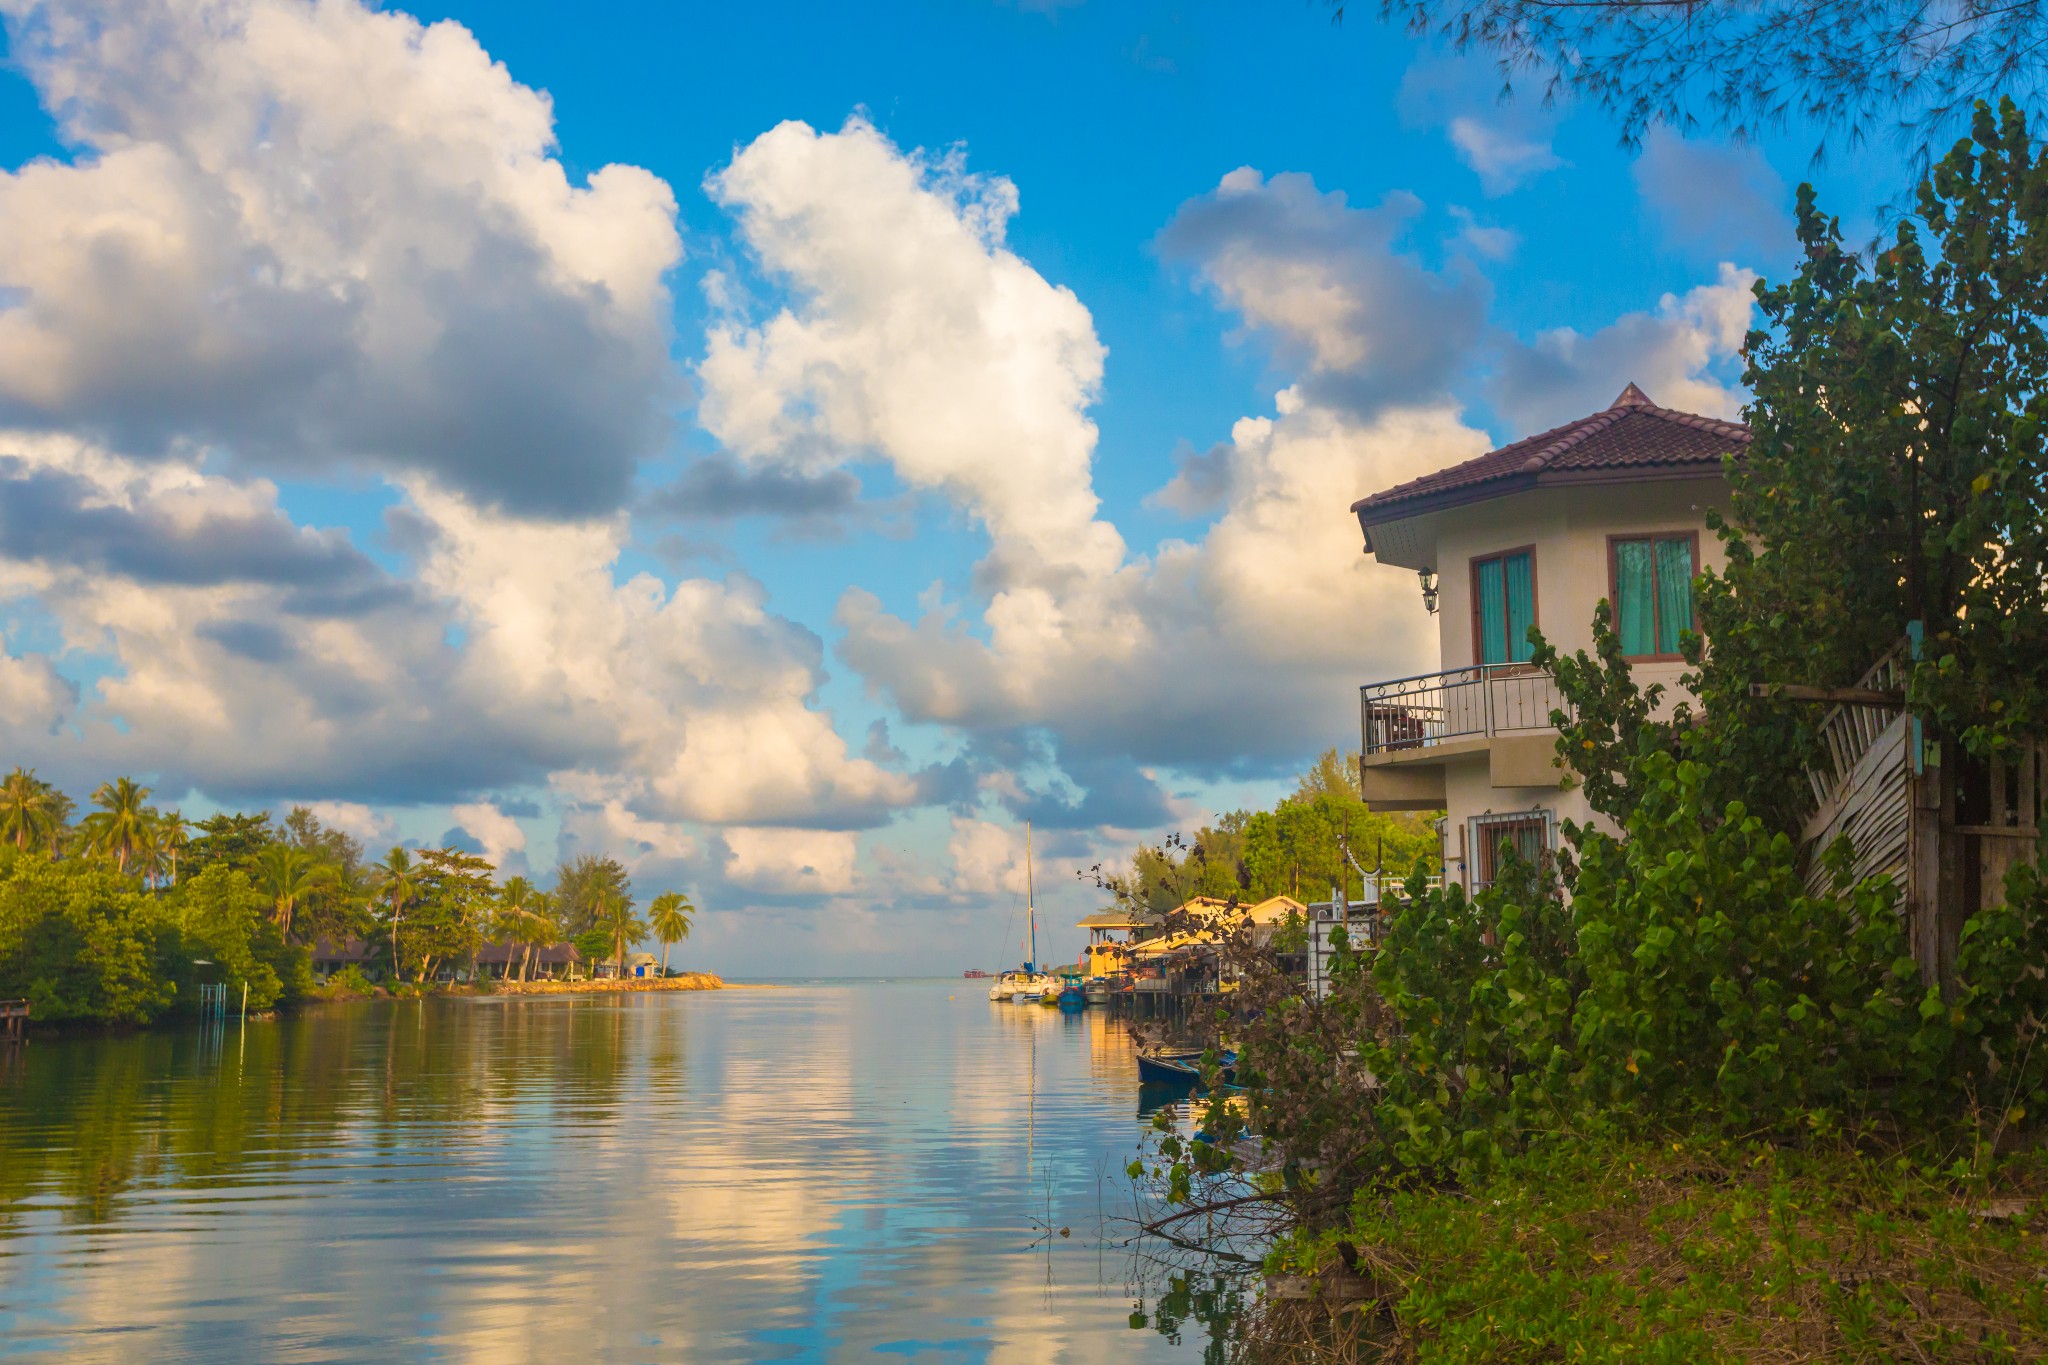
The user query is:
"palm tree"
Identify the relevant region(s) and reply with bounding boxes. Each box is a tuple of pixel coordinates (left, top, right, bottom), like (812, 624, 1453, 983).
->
(0, 768, 58, 853)
(79, 777, 153, 875)
(593, 889, 648, 977)
(492, 877, 557, 983)
(647, 892, 695, 978)
(256, 844, 341, 942)
(154, 810, 190, 886)
(375, 846, 420, 980)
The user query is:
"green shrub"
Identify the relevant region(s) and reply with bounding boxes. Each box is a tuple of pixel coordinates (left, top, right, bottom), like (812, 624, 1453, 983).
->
(0, 857, 177, 1025)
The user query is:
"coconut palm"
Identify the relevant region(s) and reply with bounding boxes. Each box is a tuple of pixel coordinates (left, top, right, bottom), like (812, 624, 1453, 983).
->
(0, 768, 59, 853)
(78, 777, 154, 875)
(647, 892, 695, 978)
(492, 877, 558, 982)
(154, 810, 190, 886)
(255, 844, 341, 942)
(593, 889, 648, 977)
(374, 846, 420, 979)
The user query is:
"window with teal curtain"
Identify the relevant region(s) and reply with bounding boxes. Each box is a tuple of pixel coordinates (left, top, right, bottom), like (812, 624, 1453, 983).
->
(1476, 557, 1507, 664)
(1653, 537, 1694, 654)
(1504, 551, 1535, 662)
(1614, 540, 1656, 655)
(1613, 534, 1697, 656)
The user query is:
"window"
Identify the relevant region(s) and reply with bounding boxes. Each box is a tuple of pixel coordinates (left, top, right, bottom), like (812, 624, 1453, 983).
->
(1610, 533, 1698, 658)
(1472, 547, 1536, 666)
(1469, 810, 1553, 891)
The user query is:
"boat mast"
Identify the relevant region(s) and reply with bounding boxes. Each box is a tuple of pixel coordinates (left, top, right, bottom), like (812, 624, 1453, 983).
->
(1026, 820, 1037, 974)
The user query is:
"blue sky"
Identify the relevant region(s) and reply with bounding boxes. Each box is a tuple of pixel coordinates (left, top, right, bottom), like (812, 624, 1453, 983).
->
(0, 0, 1901, 973)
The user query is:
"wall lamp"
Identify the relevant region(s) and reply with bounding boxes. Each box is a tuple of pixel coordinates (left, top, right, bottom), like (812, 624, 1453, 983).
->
(1418, 566, 1440, 615)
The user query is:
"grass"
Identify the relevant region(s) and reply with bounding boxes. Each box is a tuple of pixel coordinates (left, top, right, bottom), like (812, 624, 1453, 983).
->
(1254, 1135, 2048, 1363)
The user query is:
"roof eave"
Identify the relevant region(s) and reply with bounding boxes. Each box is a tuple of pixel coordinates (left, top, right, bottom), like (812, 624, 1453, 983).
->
(1355, 461, 1731, 532)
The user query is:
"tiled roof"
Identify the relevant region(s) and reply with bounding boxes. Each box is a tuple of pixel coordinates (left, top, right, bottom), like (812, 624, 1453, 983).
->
(1350, 384, 1749, 525)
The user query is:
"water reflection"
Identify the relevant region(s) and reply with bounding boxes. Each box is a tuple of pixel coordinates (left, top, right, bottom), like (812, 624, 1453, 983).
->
(0, 982, 1230, 1362)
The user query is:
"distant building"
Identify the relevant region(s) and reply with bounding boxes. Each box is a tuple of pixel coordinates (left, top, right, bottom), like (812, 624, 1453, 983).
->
(475, 942, 583, 981)
(310, 938, 376, 979)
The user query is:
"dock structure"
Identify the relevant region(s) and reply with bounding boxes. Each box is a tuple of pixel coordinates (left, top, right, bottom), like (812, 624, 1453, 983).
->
(1, 998, 27, 1043)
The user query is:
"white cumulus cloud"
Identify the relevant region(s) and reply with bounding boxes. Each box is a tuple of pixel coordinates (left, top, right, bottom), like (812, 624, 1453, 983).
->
(703, 126, 1478, 789)
(1491, 263, 1759, 432)
(0, 0, 681, 516)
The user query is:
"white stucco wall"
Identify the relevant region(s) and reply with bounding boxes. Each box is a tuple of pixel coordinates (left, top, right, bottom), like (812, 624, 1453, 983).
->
(1429, 476, 1728, 670)
(1388, 474, 1728, 888)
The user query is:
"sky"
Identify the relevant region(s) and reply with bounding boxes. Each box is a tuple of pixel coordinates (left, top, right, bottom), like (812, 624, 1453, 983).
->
(0, 0, 1903, 975)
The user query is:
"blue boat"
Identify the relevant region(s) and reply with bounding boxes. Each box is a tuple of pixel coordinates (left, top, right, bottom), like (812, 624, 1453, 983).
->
(1134, 1047, 1236, 1086)
(1057, 972, 1086, 1012)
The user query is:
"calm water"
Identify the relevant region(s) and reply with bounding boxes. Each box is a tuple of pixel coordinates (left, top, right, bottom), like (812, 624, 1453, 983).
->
(0, 981, 1235, 1362)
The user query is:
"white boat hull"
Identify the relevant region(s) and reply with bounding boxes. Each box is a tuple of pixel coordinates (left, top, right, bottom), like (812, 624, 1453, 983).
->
(989, 971, 1060, 1002)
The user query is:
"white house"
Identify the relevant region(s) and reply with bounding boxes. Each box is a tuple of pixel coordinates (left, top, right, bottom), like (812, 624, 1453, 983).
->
(1349, 384, 1750, 893)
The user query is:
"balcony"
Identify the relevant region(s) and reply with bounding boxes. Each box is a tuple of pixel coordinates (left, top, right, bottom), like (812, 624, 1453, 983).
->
(1358, 665, 1571, 807)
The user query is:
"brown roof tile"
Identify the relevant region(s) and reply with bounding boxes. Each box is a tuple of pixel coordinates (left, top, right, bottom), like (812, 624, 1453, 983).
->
(1350, 384, 1749, 525)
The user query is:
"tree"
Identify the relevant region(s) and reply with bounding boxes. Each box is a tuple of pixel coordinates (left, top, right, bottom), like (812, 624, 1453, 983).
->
(492, 876, 557, 982)
(647, 892, 695, 977)
(78, 778, 154, 876)
(0, 768, 60, 854)
(552, 853, 631, 936)
(372, 846, 419, 980)
(254, 844, 341, 942)
(406, 847, 495, 983)
(593, 889, 648, 976)
(1546, 101, 2048, 840)
(284, 805, 363, 875)
(1343, 0, 2048, 161)
(188, 813, 275, 876)
(152, 811, 189, 888)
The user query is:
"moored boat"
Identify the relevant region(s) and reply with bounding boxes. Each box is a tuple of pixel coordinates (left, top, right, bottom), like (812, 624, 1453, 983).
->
(989, 822, 1062, 1003)
(1134, 1046, 1237, 1087)
(1056, 973, 1085, 1012)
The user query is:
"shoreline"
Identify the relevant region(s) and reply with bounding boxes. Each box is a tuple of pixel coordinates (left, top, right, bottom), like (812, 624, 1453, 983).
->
(488, 973, 725, 996)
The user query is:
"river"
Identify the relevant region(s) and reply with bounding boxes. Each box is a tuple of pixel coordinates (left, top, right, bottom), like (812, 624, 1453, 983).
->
(0, 980, 1238, 1362)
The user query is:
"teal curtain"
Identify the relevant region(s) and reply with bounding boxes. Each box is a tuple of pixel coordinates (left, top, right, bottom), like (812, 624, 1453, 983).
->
(1654, 537, 1693, 654)
(1477, 558, 1506, 664)
(1504, 552, 1535, 663)
(1615, 539, 1655, 655)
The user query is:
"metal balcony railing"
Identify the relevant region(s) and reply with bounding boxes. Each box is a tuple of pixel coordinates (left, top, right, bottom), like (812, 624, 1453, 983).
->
(1360, 664, 1570, 757)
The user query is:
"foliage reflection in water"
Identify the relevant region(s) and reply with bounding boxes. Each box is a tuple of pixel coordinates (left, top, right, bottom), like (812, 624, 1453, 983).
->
(0, 980, 1241, 1362)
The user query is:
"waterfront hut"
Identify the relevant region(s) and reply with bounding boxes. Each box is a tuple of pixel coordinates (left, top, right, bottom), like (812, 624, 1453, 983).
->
(475, 943, 521, 980)
(528, 943, 582, 981)
(626, 952, 661, 979)
(310, 937, 376, 980)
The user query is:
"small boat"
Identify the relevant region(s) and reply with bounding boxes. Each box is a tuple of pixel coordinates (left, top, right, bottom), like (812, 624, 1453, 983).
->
(1083, 976, 1111, 1007)
(1135, 1047, 1237, 1087)
(1057, 973, 1085, 1012)
(963, 969, 991, 979)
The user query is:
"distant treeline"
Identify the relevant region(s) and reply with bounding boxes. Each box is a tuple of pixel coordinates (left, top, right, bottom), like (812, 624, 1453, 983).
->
(1094, 748, 1438, 913)
(0, 769, 695, 1027)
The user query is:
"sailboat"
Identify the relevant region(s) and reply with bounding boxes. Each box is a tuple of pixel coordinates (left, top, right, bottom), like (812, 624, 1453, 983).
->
(988, 821, 1060, 1002)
